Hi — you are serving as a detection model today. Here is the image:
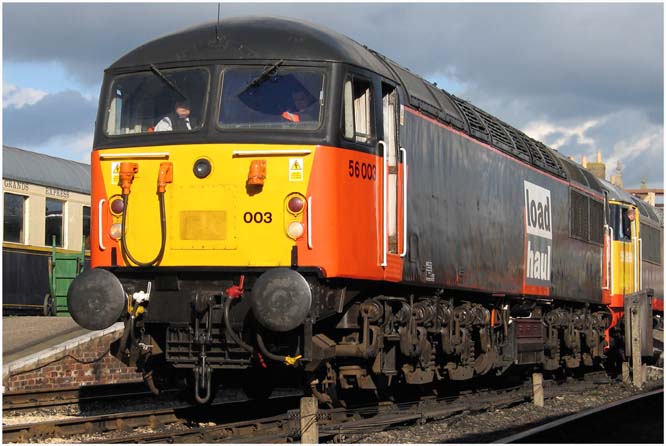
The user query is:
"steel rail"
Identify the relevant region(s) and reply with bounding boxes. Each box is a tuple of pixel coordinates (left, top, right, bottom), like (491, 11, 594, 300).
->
(491, 388, 664, 444)
(3, 394, 302, 444)
(3, 374, 619, 443)
(3, 382, 153, 411)
(3, 406, 187, 443)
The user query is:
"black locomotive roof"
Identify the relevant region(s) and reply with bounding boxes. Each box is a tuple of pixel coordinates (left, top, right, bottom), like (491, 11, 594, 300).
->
(108, 16, 392, 78)
(108, 16, 576, 184)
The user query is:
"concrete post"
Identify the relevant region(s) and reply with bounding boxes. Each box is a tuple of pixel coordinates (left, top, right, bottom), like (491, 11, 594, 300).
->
(300, 396, 319, 444)
(622, 361, 630, 384)
(532, 372, 544, 407)
(630, 306, 643, 388)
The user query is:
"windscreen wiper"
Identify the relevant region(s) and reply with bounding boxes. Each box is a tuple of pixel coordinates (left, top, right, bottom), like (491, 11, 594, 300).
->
(238, 59, 284, 95)
(150, 64, 187, 100)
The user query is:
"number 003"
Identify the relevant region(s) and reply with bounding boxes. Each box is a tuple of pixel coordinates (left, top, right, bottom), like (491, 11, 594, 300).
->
(243, 212, 273, 224)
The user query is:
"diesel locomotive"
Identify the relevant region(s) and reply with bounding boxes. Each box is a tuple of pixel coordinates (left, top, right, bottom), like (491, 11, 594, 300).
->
(68, 17, 663, 404)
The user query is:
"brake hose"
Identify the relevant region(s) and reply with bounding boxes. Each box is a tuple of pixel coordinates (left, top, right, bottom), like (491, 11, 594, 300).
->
(121, 192, 167, 267)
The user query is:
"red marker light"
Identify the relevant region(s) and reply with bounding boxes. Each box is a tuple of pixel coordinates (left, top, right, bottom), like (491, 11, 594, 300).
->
(110, 197, 124, 214)
(288, 196, 304, 214)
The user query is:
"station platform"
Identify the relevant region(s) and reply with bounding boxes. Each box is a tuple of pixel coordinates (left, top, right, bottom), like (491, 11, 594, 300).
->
(3, 316, 91, 364)
(2, 317, 141, 392)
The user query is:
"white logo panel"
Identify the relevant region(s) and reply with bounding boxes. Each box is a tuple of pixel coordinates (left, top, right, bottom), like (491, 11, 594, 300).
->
(524, 181, 552, 240)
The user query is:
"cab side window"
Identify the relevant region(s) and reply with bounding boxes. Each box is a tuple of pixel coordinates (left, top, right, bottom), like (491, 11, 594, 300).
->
(609, 205, 635, 241)
(343, 77, 374, 144)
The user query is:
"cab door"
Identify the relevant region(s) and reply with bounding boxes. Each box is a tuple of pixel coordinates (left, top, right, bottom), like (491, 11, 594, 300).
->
(380, 82, 406, 280)
(608, 203, 641, 299)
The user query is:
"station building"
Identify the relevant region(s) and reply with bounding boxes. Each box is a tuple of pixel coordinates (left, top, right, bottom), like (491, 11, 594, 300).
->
(2, 145, 91, 314)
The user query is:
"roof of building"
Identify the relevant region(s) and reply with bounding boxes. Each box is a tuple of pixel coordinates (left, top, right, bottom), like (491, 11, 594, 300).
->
(2, 145, 90, 195)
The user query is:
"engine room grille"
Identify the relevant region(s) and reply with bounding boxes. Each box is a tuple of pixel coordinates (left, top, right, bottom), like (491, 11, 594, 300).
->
(570, 190, 590, 242)
(588, 199, 604, 245)
(641, 223, 662, 265)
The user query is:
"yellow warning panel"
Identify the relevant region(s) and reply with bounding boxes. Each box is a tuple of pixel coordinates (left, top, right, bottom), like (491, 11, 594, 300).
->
(111, 162, 120, 185)
(289, 158, 304, 182)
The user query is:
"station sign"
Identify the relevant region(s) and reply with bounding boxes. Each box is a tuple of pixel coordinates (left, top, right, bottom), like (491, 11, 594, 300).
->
(46, 187, 70, 199)
(3, 179, 30, 192)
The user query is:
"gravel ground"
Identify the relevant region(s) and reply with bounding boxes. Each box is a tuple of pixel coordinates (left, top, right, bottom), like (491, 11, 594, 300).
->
(352, 375, 663, 443)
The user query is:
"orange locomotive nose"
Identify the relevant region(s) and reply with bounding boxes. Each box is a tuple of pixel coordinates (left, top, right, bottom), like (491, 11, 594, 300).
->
(119, 162, 139, 195)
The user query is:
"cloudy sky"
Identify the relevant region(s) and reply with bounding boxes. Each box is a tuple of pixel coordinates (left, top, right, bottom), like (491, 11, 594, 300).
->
(3, 2, 663, 188)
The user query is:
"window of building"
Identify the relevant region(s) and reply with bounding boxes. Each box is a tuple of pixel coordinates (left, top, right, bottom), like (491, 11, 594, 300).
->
(82, 205, 91, 250)
(45, 198, 64, 247)
(4, 193, 26, 243)
(343, 77, 374, 144)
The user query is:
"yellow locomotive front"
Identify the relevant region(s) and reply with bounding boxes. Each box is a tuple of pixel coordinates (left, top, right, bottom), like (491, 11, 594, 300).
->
(94, 66, 321, 270)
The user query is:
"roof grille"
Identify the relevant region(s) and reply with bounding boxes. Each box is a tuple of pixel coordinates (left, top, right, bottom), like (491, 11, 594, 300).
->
(450, 96, 491, 143)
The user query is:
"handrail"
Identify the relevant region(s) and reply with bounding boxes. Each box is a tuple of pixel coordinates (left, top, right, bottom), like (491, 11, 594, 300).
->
(637, 238, 643, 290)
(98, 199, 106, 251)
(378, 141, 387, 267)
(232, 149, 311, 157)
(99, 152, 170, 160)
(399, 147, 408, 257)
(307, 196, 313, 250)
(603, 225, 612, 290)
(633, 236, 639, 291)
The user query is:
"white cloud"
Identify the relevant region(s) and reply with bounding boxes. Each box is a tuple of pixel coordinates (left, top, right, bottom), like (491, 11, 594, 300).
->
(32, 131, 94, 164)
(3, 83, 47, 109)
(522, 118, 605, 151)
(605, 127, 663, 177)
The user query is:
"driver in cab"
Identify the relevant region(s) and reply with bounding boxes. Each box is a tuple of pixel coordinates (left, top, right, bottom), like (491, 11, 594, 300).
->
(282, 90, 318, 123)
(155, 99, 194, 131)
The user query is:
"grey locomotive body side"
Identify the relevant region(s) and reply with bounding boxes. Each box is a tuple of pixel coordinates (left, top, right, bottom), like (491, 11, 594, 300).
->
(401, 108, 602, 303)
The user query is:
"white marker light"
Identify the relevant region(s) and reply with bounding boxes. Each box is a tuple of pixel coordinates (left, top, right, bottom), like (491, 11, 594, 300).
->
(109, 223, 122, 240)
(287, 222, 304, 239)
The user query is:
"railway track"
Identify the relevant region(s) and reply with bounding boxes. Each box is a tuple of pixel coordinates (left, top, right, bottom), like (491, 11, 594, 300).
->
(3, 393, 303, 443)
(3, 382, 156, 411)
(3, 373, 609, 443)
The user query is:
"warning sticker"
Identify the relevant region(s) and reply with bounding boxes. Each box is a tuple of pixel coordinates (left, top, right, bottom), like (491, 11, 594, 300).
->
(111, 162, 121, 185)
(289, 158, 304, 182)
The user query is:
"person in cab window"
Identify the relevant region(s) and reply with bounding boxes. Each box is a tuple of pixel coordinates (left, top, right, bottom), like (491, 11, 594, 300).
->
(622, 207, 636, 240)
(282, 89, 318, 123)
(155, 99, 194, 132)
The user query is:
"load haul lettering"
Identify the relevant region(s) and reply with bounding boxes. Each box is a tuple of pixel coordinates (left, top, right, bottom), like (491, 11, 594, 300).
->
(524, 181, 553, 286)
